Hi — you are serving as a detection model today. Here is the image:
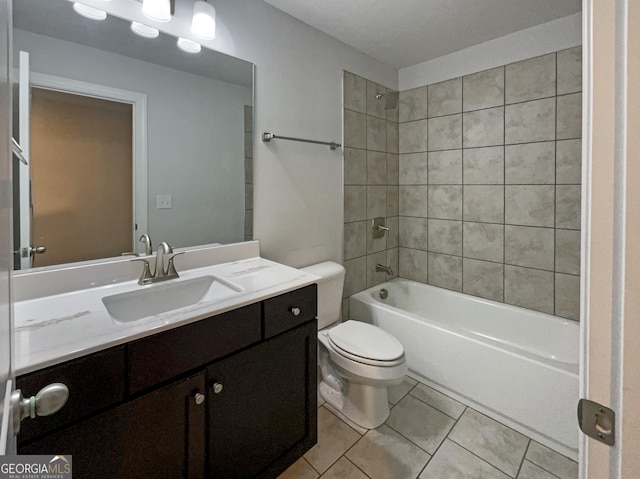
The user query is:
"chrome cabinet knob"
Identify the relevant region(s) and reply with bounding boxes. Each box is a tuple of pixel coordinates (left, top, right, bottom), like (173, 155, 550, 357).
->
(11, 383, 69, 434)
(193, 392, 205, 405)
(212, 382, 224, 394)
(290, 307, 301, 316)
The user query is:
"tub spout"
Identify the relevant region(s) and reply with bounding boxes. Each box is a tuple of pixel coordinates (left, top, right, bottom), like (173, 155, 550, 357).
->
(376, 264, 394, 276)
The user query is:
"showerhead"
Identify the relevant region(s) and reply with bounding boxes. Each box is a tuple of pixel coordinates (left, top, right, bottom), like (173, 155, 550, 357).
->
(375, 91, 399, 110)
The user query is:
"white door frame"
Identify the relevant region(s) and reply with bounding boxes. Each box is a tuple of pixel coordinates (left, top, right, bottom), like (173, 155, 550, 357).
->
(28, 72, 148, 251)
(580, 0, 640, 477)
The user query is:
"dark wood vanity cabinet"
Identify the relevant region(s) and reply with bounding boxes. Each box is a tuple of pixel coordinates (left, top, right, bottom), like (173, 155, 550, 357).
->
(17, 285, 318, 479)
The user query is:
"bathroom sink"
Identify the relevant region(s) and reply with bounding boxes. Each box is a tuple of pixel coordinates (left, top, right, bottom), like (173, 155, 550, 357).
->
(102, 275, 242, 322)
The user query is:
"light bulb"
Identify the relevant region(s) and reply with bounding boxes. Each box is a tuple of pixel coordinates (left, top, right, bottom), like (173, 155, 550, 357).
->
(142, 0, 171, 23)
(131, 22, 159, 39)
(191, 1, 216, 40)
(177, 37, 201, 54)
(73, 3, 107, 21)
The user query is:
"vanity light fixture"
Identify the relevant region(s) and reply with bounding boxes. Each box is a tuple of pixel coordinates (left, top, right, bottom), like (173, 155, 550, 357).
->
(72, 3, 107, 21)
(177, 37, 201, 53)
(142, 0, 171, 23)
(191, 0, 216, 40)
(131, 22, 160, 39)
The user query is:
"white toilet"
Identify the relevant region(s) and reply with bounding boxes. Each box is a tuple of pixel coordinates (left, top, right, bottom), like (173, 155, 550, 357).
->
(301, 261, 407, 429)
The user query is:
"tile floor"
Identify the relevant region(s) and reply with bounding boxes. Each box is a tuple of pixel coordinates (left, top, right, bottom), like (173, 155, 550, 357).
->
(277, 377, 578, 479)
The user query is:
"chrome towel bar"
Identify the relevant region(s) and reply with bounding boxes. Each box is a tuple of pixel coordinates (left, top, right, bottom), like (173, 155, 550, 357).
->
(262, 132, 341, 151)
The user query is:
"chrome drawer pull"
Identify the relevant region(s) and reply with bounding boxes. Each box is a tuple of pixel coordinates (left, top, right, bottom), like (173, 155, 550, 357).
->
(289, 307, 301, 316)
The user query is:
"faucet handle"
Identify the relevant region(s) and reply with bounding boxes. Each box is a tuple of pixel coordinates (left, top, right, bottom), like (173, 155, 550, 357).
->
(131, 258, 154, 285)
(166, 252, 185, 277)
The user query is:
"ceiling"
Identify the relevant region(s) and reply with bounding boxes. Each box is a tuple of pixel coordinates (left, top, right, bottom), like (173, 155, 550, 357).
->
(262, 0, 582, 69)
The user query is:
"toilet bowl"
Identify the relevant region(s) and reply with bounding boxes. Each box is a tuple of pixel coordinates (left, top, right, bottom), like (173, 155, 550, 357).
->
(301, 262, 407, 429)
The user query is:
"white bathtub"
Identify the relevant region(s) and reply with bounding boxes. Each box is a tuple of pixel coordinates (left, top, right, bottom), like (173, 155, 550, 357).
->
(349, 278, 579, 459)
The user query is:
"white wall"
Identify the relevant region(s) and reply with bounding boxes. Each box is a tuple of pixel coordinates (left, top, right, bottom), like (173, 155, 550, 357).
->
(399, 13, 582, 91)
(15, 29, 252, 249)
(78, 0, 397, 267)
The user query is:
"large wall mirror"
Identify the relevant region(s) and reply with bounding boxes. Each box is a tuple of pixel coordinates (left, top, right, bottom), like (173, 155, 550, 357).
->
(12, 0, 254, 271)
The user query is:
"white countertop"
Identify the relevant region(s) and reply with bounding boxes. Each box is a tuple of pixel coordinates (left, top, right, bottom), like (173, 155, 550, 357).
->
(14, 255, 320, 376)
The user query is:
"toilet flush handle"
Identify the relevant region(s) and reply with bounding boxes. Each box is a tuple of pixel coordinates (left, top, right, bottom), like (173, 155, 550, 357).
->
(289, 306, 301, 316)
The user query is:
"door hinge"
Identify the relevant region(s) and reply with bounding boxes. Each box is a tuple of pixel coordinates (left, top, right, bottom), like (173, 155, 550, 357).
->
(578, 398, 615, 446)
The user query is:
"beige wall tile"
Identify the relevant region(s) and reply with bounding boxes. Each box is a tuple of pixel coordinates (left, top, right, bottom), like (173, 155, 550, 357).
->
(463, 146, 504, 185)
(428, 114, 462, 151)
(429, 186, 463, 220)
(399, 120, 428, 153)
(399, 248, 428, 283)
(557, 93, 582, 140)
(463, 258, 504, 302)
(367, 116, 387, 152)
(505, 225, 555, 271)
(556, 229, 581, 275)
(428, 150, 463, 184)
(344, 221, 367, 260)
(399, 86, 429, 122)
(399, 216, 428, 250)
(399, 152, 428, 185)
(428, 77, 462, 118)
(505, 53, 556, 104)
(463, 185, 504, 223)
(557, 46, 582, 96)
(344, 148, 367, 185)
(343, 256, 366, 297)
(463, 222, 504, 263)
(556, 185, 581, 229)
(505, 98, 556, 144)
(556, 139, 582, 184)
(505, 142, 555, 184)
(399, 185, 428, 217)
(504, 265, 554, 314)
(428, 253, 462, 292)
(428, 219, 462, 256)
(344, 109, 367, 148)
(463, 66, 505, 112)
(344, 71, 367, 114)
(463, 107, 505, 148)
(505, 185, 555, 227)
(344, 186, 367, 222)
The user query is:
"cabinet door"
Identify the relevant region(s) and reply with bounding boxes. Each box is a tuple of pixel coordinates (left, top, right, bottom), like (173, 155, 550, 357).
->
(207, 321, 317, 479)
(20, 372, 207, 479)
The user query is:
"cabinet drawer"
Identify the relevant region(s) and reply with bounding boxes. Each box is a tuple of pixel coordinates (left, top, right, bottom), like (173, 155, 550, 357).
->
(128, 303, 261, 394)
(263, 284, 317, 338)
(17, 346, 126, 445)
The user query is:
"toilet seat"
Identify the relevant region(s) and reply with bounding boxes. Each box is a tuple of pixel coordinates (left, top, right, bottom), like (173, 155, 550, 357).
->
(327, 321, 405, 367)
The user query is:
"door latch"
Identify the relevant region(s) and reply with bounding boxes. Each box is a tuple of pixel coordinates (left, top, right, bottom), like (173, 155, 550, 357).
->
(578, 398, 615, 446)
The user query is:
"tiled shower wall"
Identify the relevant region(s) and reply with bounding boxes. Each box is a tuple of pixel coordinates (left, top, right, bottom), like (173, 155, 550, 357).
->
(397, 47, 582, 320)
(342, 72, 400, 314)
(342, 47, 582, 321)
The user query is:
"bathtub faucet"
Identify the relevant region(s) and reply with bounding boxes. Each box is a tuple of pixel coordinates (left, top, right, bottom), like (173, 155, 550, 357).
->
(376, 264, 394, 276)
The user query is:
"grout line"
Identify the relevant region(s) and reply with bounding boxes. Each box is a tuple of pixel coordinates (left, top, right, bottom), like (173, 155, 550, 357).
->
(515, 440, 532, 479)
(343, 456, 373, 479)
(447, 435, 518, 479)
(503, 67, 507, 303)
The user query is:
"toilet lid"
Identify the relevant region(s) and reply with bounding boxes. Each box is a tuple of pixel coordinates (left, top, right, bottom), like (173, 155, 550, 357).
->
(327, 321, 404, 362)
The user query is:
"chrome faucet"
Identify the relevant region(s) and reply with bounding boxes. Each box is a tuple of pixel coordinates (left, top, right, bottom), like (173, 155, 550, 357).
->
(376, 264, 394, 276)
(131, 241, 183, 285)
(139, 234, 153, 256)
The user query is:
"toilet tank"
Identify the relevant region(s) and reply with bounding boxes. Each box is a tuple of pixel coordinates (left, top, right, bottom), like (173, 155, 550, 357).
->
(300, 261, 346, 329)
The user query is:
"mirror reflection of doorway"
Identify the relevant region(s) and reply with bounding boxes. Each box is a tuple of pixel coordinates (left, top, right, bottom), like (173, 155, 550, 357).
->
(30, 87, 133, 266)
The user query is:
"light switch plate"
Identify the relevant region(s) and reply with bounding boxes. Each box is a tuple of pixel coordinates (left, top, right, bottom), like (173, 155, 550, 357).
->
(156, 194, 172, 209)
